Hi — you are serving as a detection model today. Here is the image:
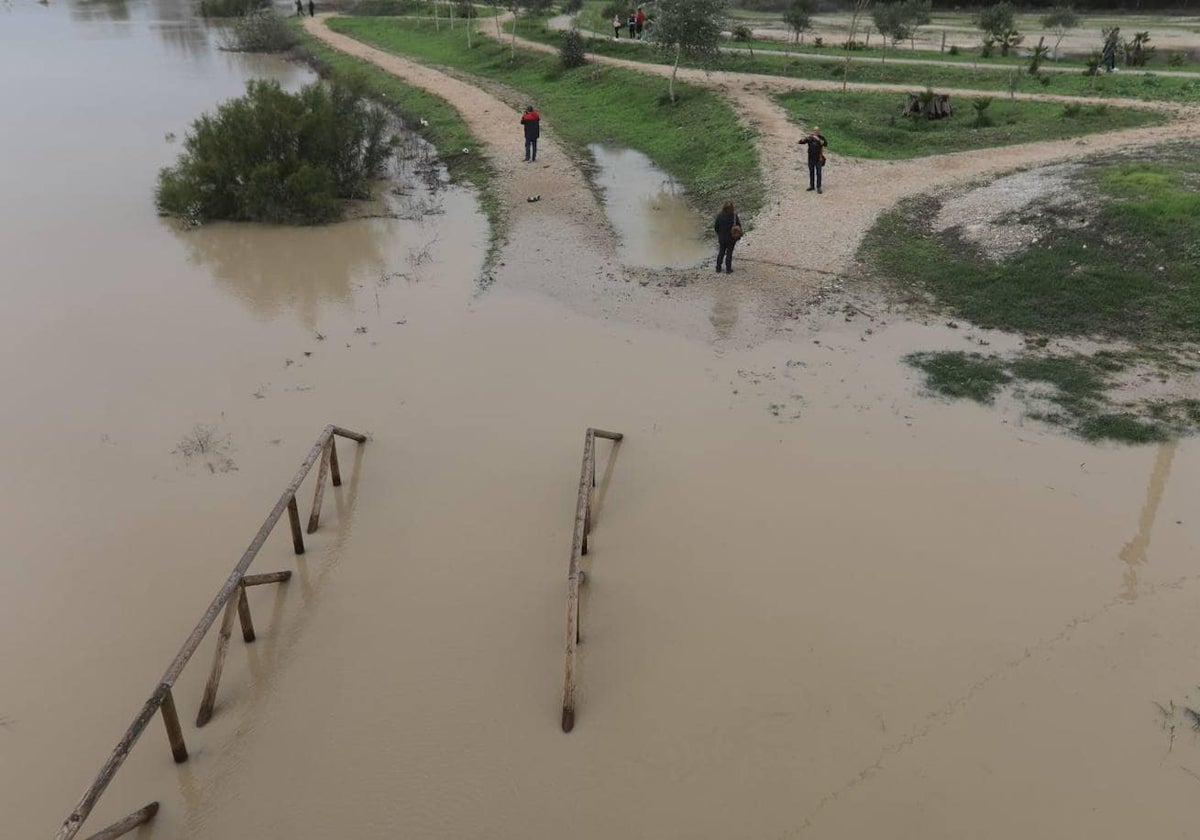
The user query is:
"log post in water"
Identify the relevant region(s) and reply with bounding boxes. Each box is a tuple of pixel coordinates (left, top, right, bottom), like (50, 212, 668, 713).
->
(329, 436, 342, 487)
(307, 438, 332, 534)
(236, 583, 256, 644)
(287, 496, 305, 555)
(196, 594, 239, 727)
(159, 687, 188, 763)
(79, 802, 159, 840)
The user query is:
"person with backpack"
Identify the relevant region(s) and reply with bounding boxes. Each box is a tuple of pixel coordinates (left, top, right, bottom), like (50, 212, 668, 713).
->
(613, 13, 622, 39)
(520, 105, 541, 162)
(713, 201, 742, 274)
(797, 125, 828, 194)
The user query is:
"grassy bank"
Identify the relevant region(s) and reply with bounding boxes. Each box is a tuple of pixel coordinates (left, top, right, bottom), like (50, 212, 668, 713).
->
(329, 16, 765, 218)
(862, 141, 1200, 442)
(510, 19, 1200, 105)
(774, 89, 1164, 159)
(292, 21, 504, 260)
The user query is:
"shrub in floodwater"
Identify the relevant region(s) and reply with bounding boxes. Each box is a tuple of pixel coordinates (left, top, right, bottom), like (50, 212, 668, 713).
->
(222, 9, 297, 53)
(198, 0, 268, 18)
(156, 79, 397, 225)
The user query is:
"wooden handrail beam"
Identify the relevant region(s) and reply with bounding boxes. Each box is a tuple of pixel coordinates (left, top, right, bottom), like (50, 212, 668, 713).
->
(53, 424, 366, 840)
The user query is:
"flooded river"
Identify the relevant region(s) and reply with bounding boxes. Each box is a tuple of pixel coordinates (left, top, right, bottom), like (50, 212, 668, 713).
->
(3, 2, 1200, 839)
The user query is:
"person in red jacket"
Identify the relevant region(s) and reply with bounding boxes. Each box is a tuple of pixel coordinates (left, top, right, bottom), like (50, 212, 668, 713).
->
(520, 105, 540, 162)
(635, 5, 645, 38)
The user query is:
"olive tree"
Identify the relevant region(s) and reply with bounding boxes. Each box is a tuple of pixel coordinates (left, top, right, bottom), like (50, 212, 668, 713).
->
(650, 0, 728, 103)
(782, 0, 815, 45)
(1040, 6, 1078, 59)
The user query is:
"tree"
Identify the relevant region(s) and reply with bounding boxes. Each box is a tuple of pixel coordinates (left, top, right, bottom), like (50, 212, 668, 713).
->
(1040, 6, 1079, 60)
(733, 24, 755, 57)
(903, 0, 931, 50)
(871, 0, 910, 65)
(782, 0, 815, 45)
(978, 2, 1021, 56)
(650, 0, 728, 103)
(840, 0, 870, 91)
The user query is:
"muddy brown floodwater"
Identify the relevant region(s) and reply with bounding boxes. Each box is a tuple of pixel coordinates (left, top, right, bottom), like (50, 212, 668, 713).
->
(3, 2, 1200, 839)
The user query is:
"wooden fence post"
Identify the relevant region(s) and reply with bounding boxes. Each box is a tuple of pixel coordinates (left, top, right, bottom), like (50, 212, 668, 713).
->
(287, 496, 305, 555)
(159, 688, 188, 764)
(329, 436, 342, 487)
(196, 594, 239, 727)
(307, 439, 332, 534)
(236, 583, 256, 643)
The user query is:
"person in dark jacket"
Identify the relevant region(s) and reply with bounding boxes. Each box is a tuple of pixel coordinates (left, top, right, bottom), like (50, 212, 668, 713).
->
(295, 0, 303, 15)
(713, 201, 742, 274)
(627, 10, 637, 38)
(520, 105, 540, 162)
(797, 125, 828, 193)
(308, 0, 315, 16)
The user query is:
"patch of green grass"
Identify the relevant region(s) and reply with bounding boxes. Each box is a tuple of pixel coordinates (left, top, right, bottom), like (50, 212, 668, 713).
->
(861, 145, 1200, 344)
(509, 20, 1200, 104)
(329, 16, 764, 217)
(772, 89, 1162, 160)
(905, 351, 1011, 403)
(293, 21, 503, 262)
(905, 350, 1193, 443)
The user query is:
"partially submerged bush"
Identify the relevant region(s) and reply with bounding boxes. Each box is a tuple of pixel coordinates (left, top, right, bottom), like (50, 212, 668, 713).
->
(222, 9, 297, 53)
(156, 79, 397, 224)
(199, 0, 268, 17)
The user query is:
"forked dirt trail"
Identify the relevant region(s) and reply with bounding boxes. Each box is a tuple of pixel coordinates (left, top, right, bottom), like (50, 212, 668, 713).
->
(312, 14, 1200, 337)
(493, 17, 1200, 286)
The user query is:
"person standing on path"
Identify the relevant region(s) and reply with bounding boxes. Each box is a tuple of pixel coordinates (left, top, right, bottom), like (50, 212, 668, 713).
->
(798, 125, 828, 194)
(613, 13, 622, 38)
(308, 0, 314, 16)
(627, 9, 637, 39)
(520, 105, 541, 162)
(636, 5, 645, 39)
(713, 201, 742, 274)
(295, 0, 303, 16)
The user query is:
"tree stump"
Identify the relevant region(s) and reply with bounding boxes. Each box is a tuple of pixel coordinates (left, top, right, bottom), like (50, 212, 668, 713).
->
(902, 92, 953, 120)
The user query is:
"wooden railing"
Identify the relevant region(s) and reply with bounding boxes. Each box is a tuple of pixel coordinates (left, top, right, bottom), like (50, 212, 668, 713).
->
(53, 424, 367, 840)
(561, 427, 623, 733)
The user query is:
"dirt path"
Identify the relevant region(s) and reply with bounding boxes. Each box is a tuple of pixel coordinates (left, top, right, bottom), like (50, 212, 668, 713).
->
(311, 14, 1199, 341)
(494, 14, 1200, 290)
(304, 15, 623, 302)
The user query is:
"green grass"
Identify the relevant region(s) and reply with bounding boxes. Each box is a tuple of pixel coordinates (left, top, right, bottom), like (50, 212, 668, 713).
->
(328, 16, 765, 217)
(509, 20, 1200, 104)
(905, 351, 1011, 402)
(879, 142, 1200, 443)
(293, 21, 504, 262)
(773, 90, 1163, 159)
(861, 145, 1200, 343)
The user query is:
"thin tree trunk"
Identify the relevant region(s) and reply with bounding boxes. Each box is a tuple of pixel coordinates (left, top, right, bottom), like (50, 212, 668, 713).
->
(511, 6, 517, 59)
(450, 1, 454, 29)
(670, 43, 680, 102)
(434, 0, 439, 32)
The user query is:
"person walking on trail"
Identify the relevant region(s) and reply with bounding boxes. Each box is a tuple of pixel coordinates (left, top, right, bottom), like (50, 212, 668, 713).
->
(627, 9, 637, 39)
(713, 201, 742, 274)
(636, 5, 645, 38)
(798, 125, 828, 194)
(520, 105, 541, 163)
(307, 0, 314, 16)
(613, 13, 622, 39)
(295, 0, 303, 16)
(1102, 28, 1119, 72)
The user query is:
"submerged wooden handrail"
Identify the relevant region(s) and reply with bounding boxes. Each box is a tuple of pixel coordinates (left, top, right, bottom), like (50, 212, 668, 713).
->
(53, 424, 367, 840)
(561, 427, 623, 733)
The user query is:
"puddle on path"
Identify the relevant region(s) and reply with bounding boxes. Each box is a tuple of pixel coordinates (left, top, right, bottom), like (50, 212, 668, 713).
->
(3, 3, 1200, 840)
(587, 143, 712, 270)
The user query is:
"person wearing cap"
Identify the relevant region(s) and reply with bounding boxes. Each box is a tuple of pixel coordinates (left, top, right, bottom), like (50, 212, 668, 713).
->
(797, 125, 828, 194)
(520, 105, 541, 162)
